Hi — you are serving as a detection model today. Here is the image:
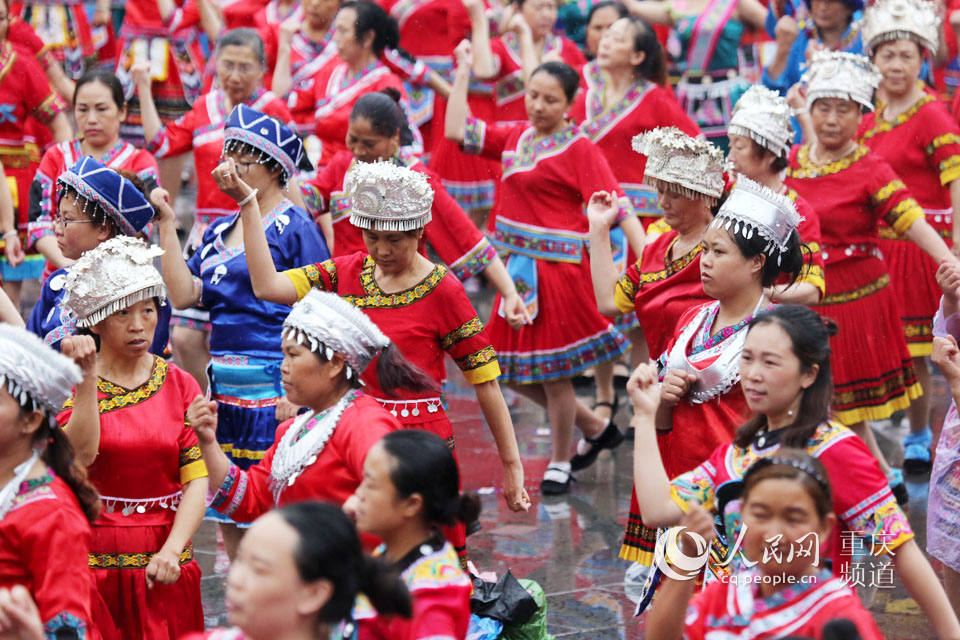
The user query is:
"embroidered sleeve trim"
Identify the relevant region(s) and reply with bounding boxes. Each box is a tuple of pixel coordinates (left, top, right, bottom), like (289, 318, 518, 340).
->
(43, 611, 87, 639)
(461, 359, 501, 384)
(462, 117, 486, 155)
(455, 345, 497, 371)
(884, 198, 924, 235)
(440, 317, 485, 350)
(940, 155, 960, 186)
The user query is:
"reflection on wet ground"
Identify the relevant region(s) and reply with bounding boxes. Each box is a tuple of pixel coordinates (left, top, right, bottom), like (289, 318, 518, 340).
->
(193, 292, 947, 639)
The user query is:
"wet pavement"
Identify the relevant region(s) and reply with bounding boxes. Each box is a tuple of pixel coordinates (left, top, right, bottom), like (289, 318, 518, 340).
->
(191, 289, 951, 639)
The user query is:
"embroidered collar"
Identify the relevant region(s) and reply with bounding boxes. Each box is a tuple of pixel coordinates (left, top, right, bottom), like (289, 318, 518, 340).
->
(787, 143, 869, 179)
(68, 357, 168, 414)
(860, 91, 935, 141)
(0, 450, 41, 521)
(0, 42, 16, 84)
(503, 123, 582, 176)
(503, 31, 561, 67)
(694, 301, 772, 352)
(339, 60, 382, 90)
(394, 532, 446, 573)
(350, 255, 447, 309)
(582, 73, 656, 140)
(639, 236, 703, 285)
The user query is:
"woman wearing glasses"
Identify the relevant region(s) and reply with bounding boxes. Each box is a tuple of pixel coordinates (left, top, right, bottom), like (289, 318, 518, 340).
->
(153, 104, 328, 560)
(136, 27, 297, 392)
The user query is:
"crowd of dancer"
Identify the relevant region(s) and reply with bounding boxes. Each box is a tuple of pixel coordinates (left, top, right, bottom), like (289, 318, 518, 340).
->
(1, 0, 960, 637)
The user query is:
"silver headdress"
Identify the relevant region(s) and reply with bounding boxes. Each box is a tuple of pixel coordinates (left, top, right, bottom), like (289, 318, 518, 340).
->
(344, 160, 434, 232)
(282, 290, 391, 382)
(728, 85, 794, 159)
(863, 0, 939, 56)
(803, 51, 881, 112)
(710, 176, 802, 266)
(0, 324, 82, 412)
(632, 127, 726, 201)
(62, 236, 167, 328)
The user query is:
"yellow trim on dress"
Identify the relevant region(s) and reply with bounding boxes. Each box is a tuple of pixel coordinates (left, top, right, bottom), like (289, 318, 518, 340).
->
(787, 144, 869, 179)
(614, 281, 636, 314)
(940, 156, 960, 186)
(285, 267, 314, 300)
(832, 380, 923, 426)
(89, 544, 194, 569)
(179, 459, 208, 484)
(889, 199, 924, 235)
(461, 359, 501, 385)
(219, 442, 268, 461)
(859, 93, 935, 142)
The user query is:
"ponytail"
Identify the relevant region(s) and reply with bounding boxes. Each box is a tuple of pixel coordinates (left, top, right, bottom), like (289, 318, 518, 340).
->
(39, 420, 101, 523)
(356, 554, 412, 618)
(376, 344, 440, 397)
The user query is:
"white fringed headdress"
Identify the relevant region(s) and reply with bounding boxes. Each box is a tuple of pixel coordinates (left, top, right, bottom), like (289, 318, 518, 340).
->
(345, 160, 433, 232)
(863, 0, 939, 56)
(710, 176, 803, 266)
(632, 127, 726, 201)
(62, 236, 167, 328)
(728, 85, 794, 159)
(282, 290, 391, 382)
(804, 51, 881, 112)
(0, 324, 82, 412)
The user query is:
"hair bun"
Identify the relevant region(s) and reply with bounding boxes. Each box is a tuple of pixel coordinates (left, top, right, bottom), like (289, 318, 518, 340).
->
(379, 87, 402, 104)
(822, 316, 839, 338)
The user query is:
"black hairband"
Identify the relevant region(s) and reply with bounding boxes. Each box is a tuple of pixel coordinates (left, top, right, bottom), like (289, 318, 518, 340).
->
(744, 455, 831, 497)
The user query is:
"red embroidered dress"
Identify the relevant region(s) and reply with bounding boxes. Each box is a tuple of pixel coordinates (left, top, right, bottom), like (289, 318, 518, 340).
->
(260, 25, 337, 134)
(301, 150, 497, 281)
(684, 569, 884, 640)
(461, 118, 629, 383)
(784, 144, 924, 424)
(858, 91, 960, 357)
(146, 88, 293, 250)
(209, 393, 399, 522)
(0, 39, 65, 279)
(0, 472, 103, 639)
(57, 358, 208, 640)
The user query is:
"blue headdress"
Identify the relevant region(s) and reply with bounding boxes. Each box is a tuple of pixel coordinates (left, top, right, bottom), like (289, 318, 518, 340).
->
(56, 156, 154, 237)
(223, 104, 303, 183)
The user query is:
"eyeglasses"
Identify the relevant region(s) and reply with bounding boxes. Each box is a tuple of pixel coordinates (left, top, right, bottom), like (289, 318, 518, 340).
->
(53, 215, 96, 228)
(217, 60, 259, 76)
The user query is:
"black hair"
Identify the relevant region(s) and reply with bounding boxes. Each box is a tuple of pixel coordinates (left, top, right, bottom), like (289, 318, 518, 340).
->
(722, 222, 804, 288)
(742, 449, 833, 519)
(379, 430, 481, 528)
(340, 2, 400, 56)
(276, 502, 411, 623)
(748, 139, 789, 173)
(510, 0, 558, 7)
(587, 1, 628, 24)
(74, 69, 126, 110)
(530, 61, 580, 103)
(303, 336, 439, 397)
(733, 305, 839, 449)
(222, 139, 288, 187)
(622, 16, 667, 86)
(216, 27, 267, 68)
(9, 395, 101, 524)
(350, 89, 415, 146)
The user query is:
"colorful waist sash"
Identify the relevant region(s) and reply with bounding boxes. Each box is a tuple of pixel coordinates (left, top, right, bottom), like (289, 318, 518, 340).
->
(209, 355, 283, 408)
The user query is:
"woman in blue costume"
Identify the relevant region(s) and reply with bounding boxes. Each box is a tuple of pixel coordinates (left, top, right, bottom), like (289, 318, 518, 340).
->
(623, 0, 767, 152)
(25, 155, 170, 356)
(152, 103, 329, 559)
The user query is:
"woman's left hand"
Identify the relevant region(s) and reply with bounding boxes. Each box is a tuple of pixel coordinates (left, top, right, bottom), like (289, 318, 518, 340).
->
(211, 159, 256, 204)
(502, 460, 531, 512)
(502, 292, 532, 330)
(145, 547, 182, 588)
(275, 397, 300, 422)
(0, 586, 44, 640)
(626, 361, 662, 417)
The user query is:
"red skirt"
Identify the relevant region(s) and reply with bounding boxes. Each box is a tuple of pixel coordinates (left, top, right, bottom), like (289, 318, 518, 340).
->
(90, 522, 203, 640)
(431, 137, 500, 222)
(878, 219, 949, 358)
(814, 255, 921, 425)
(486, 258, 629, 385)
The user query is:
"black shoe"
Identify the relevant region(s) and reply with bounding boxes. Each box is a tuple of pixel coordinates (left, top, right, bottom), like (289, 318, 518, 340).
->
(540, 465, 573, 495)
(570, 421, 625, 471)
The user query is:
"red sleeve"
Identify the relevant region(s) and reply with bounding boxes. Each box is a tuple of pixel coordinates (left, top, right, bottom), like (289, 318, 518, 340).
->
(681, 581, 726, 640)
(918, 101, 960, 185)
(407, 584, 472, 640)
(420, 167, 497, 280)
(173, 367, 206, 483)
(20, 505, 95, 634)
(340, 401, 398, 481)
(166, 0, 201, 31)
(210, 424, 288, 523)
(434, 274, 499, 384)
(867, 156, 924, 234)
(19, 54, 62, 123)
(147, 105, 199, 158)
(650, 89, 701, 137)
(658, 303, 705, 365)
(461, 118, 517, 160)
(562, 38, 587, 73)
(303, 151, 350, 216)
(7, 20, 45, 57)
(790, 192, 825, 297)
(489, 37, 512, 82)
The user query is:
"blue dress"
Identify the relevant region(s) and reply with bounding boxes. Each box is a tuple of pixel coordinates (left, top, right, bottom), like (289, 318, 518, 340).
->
(186, 199, 329, 492)
(27, 266, 172, 356)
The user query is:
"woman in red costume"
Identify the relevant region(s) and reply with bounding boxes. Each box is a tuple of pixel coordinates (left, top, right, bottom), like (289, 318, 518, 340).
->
(233, 159, 531, 558)
(189, 288, 422, 522)
(350, 430, 474, 640)
(0, 326, 107, 639)
(447, 52, 641, 495)
(858, 0, 960, 475)
(783, 50, 958, 504)
(58, 236, 208, 640)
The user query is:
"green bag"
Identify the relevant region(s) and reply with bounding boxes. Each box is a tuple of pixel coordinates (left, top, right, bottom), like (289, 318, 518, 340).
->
(499, 579, 555, 640)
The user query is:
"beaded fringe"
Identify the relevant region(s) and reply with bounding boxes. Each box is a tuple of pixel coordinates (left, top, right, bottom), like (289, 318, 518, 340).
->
(77, 286, 167, 328)
(348, 213, 430, 232)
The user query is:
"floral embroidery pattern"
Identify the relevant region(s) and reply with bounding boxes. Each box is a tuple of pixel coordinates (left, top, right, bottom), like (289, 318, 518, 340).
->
(872, 179, 907, 205)
(639, 238, 703, 285)
(302, 260, 337, 292)
(43, 612, 87, 639)
(926, 132, 960, 154)
(440, 317, 485, 350)
(454, 345, 496, 371)
(859, 93, 935, 141)
(63, 359, 167, 414)
(787, 144, 869, 179)
(882, 198, 923, 231)
(581, 80, 655, 141)
(179, 446, 203, 467)
(502, 124, 582, 177)
(89, 544, 194, 569)
(348, 256, 446, 309)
